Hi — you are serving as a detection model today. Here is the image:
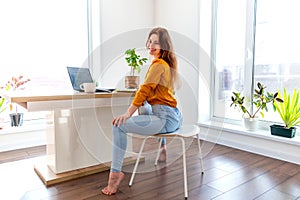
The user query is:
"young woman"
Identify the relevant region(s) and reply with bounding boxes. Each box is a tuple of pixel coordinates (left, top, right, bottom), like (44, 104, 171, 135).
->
(102, 27, 182, 195)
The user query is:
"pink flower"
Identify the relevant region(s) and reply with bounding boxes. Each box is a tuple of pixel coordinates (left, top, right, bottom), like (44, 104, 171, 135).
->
(6, 75, 30, 90)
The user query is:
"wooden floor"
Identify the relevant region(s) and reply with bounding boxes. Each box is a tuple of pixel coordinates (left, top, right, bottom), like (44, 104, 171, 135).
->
(1, 139, 300, 200)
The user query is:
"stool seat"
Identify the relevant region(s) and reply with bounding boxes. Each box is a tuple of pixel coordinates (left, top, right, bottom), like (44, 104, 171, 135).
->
(129, 124, 204, 199)
(153, 125, 201, 137)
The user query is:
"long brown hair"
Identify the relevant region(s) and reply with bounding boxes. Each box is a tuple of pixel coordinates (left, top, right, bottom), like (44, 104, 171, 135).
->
(147, 27, 180, 89)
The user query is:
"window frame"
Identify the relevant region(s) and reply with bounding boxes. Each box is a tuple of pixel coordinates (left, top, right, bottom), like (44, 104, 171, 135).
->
(211, 0, 263, 123)
(210, 0, 300, 132)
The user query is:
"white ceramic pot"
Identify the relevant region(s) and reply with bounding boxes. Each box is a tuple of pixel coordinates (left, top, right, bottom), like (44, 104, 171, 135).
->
(243, 117, 258, 131)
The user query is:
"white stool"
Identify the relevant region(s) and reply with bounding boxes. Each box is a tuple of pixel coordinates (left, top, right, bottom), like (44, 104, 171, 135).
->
(129, 124, 204, 199)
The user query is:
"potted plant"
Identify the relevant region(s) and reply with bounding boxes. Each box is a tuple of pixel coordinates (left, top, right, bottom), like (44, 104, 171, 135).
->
(0, 96, 8, 114)
(230, 82, 283, 131)
(5, 75, 30, 127)
(124, 48, 147, 89)
(0, 83, 12, 129)
(271, 88, 300, 138)
(0, 96, 9, 129)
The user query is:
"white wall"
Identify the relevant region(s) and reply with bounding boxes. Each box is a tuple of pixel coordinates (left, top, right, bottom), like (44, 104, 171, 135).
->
(99, 0, 154, 42)
(89, 0, 154, 88)
(152, 0, 213, 123)
(91, 0, 210, 124)
(153, 0, 200, 42)
(153, 0, 202, 124)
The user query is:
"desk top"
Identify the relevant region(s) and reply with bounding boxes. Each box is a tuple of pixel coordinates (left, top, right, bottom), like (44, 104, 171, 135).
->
(4, 90, 135, 104)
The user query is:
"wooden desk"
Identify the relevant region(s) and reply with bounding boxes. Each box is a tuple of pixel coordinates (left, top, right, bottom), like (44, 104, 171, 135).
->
(6, 91, 136, 186)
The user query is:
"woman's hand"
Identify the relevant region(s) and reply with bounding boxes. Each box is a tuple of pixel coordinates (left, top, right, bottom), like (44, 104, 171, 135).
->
(112, 112, 131, 127)
(112, 104, 138, 127)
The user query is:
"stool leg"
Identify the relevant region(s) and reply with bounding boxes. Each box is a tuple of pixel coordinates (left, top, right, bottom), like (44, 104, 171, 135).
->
(197, 133, 204, 174)
(179, 137, 188, 199)
(154, 137, 163, 166)
(129, 137, 148, 186)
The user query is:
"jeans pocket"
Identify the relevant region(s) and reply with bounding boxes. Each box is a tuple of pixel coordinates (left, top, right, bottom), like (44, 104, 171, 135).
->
(165, 108, 182, 132)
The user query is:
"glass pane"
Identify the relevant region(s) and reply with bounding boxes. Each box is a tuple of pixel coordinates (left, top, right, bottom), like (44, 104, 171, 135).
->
(254, 0, 300, 122)
(213, 0, 247, 120)
(0, 0, 88, 92)
(0, 0, 88, 123)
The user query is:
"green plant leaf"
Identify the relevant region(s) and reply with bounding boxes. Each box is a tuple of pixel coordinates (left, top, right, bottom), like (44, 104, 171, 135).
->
(274, 88, 300, 128)
(275, 97, 284, 103)
(257, 82, 262, 89)
(260, 111, 264, 118)
(229, 82, 280, 118)
(272, 104, 276, 112)
(0, 97, 8, 113)
(125, 48, 148, 75)
(241, 106, 247, 113)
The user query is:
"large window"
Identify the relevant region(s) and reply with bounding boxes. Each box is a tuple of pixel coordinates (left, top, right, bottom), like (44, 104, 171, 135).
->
(254, 0, 300, 122)
(213, 0, 248, 121)
(213, 0, 300, 124)
(0, 0, 89, 123)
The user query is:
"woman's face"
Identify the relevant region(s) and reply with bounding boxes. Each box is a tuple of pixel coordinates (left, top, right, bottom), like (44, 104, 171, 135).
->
(146, 33, 161, 58)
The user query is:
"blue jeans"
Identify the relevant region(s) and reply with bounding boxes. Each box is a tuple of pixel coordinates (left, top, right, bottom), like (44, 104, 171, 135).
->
(111, 103, 183, 172)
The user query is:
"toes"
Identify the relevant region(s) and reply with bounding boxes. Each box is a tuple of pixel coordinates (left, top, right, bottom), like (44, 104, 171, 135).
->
(101, 187, 109, 195)
(102, 172, 125, 195)
(101, 186, 114, 195)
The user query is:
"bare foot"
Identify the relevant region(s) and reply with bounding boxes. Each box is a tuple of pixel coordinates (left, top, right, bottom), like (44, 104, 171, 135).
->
(101, 172, 125, 195)
(158, 146, 167, 162)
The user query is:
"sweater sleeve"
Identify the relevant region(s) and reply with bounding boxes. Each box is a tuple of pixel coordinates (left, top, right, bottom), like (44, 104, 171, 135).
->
(132, 60, 165, 107)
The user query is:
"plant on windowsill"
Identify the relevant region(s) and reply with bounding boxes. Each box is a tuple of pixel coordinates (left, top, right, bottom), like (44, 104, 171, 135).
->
(0, 85, 10, 113)
(230, 82, 283, 131)
(4, 75, 31, 127)
(271, 88, 300, 138)
(124, 48, 148, 89)
(0, 82, 13, 129)
(0, 96, 9, 130)
(0, 97, 8, 114)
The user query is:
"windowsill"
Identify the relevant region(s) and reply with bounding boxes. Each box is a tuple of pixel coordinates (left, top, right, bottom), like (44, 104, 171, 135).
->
(0, 120, 46, 135)
(0, 120, 46, 152)
(198, 120, 300, 146)
(197, 120, 300, 165)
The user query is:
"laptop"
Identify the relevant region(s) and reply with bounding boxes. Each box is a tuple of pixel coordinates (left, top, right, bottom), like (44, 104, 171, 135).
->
(66, 66, 115, 93)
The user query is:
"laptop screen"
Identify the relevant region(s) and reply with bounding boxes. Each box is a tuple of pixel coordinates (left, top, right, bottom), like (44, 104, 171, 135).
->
(67, 67, 94, 91)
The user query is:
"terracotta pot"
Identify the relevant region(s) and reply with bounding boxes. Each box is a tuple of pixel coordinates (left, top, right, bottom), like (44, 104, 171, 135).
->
(125, 76, 140, 89)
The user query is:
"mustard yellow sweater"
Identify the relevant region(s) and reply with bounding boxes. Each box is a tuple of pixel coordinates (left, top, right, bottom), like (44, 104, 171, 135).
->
(132, 58, 177, 108)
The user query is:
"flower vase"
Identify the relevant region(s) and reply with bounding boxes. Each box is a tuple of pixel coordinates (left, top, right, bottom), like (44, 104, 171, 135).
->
(9, 113, 24, 127)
